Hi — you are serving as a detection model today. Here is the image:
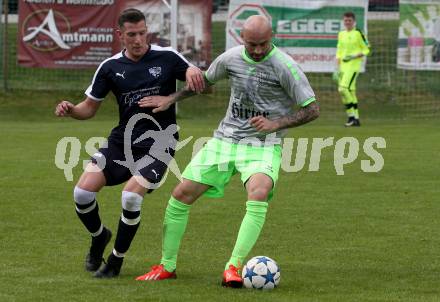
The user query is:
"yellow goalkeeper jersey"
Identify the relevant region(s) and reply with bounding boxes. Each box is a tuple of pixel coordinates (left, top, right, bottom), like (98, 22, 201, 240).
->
(336, 28, 370, 72)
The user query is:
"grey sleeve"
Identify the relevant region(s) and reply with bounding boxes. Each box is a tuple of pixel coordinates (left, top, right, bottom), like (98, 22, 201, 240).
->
(279, 61, 316, 107)
(204, 51, 228, 84)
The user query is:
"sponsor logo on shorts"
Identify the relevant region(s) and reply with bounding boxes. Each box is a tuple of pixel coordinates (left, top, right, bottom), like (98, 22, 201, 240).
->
(151, 169, 160, 179)
(93, 152, 103, 158)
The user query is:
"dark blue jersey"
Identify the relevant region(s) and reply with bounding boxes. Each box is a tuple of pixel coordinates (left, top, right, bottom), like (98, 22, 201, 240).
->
(85, 45, 189, 147)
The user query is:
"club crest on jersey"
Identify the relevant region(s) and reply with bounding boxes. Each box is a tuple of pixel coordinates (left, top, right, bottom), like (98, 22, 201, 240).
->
(149, 67, 162, 78)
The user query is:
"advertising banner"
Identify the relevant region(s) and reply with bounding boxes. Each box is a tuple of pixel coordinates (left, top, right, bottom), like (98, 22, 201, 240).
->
(124, 0, 212, 68)
(398, 0, 440, 70)
(17, 0, 119, 68)
(227, 0, 368, 72)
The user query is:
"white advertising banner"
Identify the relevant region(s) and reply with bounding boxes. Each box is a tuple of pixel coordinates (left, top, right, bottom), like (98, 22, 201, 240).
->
(398, 0, 440, 70)
(226, 0, 368, 72)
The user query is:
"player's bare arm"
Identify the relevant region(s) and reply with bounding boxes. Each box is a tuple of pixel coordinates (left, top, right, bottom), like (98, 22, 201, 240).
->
(138, 79, 209, 113)
(55, 97, 101, 120)
(250, 101, 320, 132)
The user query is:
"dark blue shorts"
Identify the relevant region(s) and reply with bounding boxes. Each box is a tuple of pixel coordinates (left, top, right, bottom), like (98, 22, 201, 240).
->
(91, 139, 174, 189)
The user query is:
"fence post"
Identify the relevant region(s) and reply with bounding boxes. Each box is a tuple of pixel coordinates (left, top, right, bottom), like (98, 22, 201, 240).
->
(170, 0, 179, 115)
(2, 0, 8, 91)
(0, 0, 2, 90)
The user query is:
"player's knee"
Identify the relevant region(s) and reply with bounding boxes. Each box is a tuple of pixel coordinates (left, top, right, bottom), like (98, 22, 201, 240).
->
(121, 191, 143, 212)
(172, 185, 196, 204)
(338, 86, 349, 94)
(247, 187, 270, 201)
(73, 186, 96, 205)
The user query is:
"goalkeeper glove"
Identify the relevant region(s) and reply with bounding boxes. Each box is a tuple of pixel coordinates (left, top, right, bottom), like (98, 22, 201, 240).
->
(332, 71, 339, 82)
(342, 55, 357, 62)
(432, 40, 440, 63)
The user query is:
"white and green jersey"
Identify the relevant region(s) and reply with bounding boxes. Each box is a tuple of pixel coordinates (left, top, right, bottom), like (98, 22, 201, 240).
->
(205, 45, 315, 145)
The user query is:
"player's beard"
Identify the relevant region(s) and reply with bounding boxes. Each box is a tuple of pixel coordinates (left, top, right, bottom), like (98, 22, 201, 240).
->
(129, 45, 148, 59)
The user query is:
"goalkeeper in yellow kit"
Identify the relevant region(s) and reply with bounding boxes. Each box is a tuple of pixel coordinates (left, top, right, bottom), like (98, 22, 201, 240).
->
(334, 12, 370, 127)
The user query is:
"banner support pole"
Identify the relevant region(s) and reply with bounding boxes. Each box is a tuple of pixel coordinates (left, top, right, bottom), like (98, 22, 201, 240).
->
(170, 0, 179, 114)
(2, 0, 8, 91)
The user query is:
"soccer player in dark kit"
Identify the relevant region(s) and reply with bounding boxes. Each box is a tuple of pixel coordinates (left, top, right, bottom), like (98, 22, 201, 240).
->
(54, 8, 204, 278)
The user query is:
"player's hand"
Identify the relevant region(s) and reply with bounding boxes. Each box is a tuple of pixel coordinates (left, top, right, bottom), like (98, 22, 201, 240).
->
(186, 66, 205, 93)
(332, 71, 340, 82)
(250, 116, 278, 133)
(55, 101, 74, 117)
(342, 55, 357, 62)
(138, 95, 173, 113)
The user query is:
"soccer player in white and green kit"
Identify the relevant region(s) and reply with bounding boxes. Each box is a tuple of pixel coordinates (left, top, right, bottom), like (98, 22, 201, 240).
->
(135, 15, 319, 287)
(334, 11, 370, 127)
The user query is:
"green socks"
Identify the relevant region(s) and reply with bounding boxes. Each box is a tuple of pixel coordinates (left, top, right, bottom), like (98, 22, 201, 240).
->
(226, 201, 269, 269)
(160, 198, 269, 272)
(160, 197, 191, 272)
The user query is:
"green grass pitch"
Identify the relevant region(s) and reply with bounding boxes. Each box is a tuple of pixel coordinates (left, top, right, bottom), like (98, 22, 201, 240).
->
(0, 95, 439, 301)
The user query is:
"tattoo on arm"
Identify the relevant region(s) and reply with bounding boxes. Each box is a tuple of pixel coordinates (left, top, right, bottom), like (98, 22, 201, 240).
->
(170, 78, 210, 103)
(171, 86, 197, 103)
(275, 102, 320, 130)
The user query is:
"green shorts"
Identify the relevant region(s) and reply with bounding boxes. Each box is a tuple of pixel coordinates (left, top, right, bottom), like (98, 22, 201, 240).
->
(339, 70, 359, 91)
(182, 138, 282, 201)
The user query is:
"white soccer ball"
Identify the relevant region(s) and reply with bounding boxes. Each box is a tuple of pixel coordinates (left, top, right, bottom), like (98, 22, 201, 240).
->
(242, 256, 280, 290)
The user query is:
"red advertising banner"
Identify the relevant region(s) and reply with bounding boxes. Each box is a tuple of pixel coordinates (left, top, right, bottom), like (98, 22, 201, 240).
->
(17, 0, 120, 68)
(123, 0, 212, 68)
